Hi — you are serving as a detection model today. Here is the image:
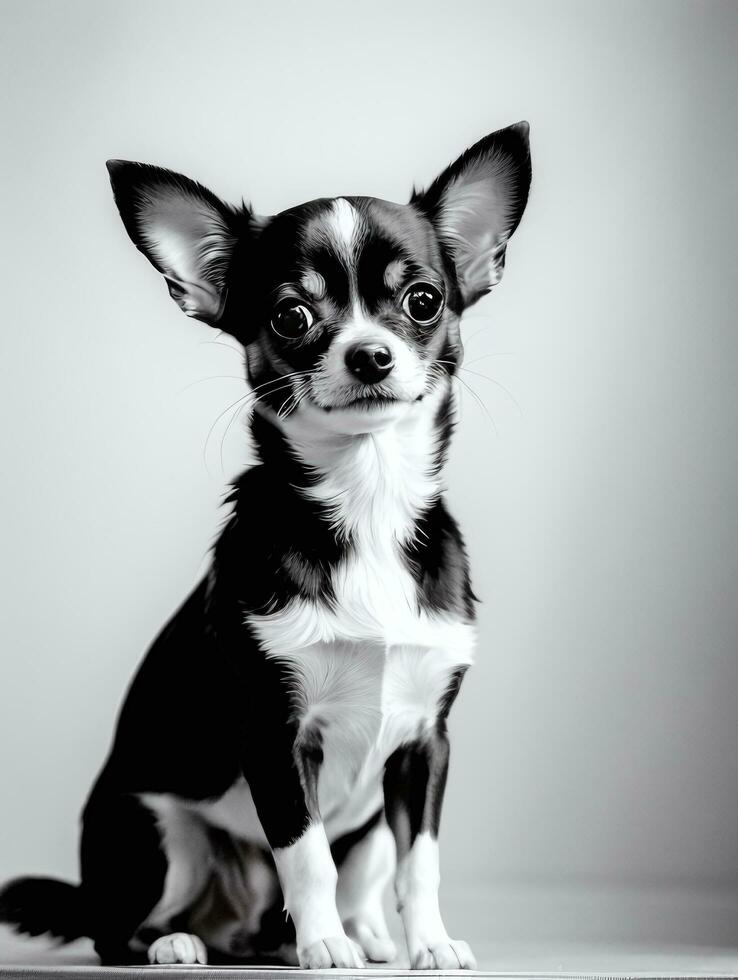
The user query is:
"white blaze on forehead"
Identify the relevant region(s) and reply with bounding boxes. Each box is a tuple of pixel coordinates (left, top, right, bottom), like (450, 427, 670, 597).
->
(323, 197, 363, 269)
(300, 270, 326, 299)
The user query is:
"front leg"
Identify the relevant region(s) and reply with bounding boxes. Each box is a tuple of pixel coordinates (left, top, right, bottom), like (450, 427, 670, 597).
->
(243, 688, 364, 969)
(272, 822, 364, 969)
(384, 722, 477, 970)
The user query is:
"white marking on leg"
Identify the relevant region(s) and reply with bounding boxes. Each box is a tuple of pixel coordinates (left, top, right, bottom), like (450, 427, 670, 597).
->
(395, 831, 476, 970)
(272, 822, 364, 968)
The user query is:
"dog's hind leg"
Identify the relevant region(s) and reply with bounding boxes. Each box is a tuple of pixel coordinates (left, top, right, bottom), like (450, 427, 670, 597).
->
(136, 797, 213, 963)
(80, 788, 208, 965)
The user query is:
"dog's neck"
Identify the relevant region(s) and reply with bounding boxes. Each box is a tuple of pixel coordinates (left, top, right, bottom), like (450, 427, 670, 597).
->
(250, 382, 453, 545)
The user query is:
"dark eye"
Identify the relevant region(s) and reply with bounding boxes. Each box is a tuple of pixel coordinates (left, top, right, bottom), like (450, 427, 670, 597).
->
(402, 283, 444, 325)
(271, 301, 314, 340)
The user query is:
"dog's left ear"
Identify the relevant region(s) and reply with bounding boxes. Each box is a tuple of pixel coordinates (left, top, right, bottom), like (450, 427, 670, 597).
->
(412, 121, 531, 306)
(106, 160, 240, 326)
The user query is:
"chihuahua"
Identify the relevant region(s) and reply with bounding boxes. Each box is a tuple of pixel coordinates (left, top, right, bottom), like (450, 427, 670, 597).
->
(0, 122, 531, 968)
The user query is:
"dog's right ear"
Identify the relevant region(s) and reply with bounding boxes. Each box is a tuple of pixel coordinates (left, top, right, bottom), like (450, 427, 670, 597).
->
(106, 160, 242, 327)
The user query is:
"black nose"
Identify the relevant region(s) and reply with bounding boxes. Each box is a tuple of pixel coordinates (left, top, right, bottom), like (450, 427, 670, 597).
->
(344, 343, 395, 384)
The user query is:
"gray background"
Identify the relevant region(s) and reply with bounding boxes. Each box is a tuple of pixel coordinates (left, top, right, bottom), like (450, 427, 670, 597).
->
(1, 0, 737, 949)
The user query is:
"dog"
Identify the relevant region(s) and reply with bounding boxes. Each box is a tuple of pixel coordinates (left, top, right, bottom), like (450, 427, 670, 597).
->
(0, 122, 531, 969)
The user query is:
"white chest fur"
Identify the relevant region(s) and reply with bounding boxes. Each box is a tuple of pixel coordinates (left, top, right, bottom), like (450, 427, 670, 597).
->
(243, 390, 476, 830)
(246, 592, 475, 836)
(250, 384, 465, 649)
(185, 624, 474, 847)
(279, 635, 474, 828)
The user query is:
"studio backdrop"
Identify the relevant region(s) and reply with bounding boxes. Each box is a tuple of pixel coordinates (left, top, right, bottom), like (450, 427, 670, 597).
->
(1, 0, 737, 949)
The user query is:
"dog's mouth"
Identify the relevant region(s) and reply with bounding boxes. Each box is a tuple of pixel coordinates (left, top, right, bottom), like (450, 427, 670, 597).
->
(321, 392, 404, 413)
(300, 367, 439, 416)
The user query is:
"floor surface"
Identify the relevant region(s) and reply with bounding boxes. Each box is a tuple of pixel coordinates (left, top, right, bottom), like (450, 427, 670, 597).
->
(2, 882, 738, 978)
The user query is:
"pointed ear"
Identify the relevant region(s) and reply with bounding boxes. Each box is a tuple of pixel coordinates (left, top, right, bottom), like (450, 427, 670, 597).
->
(106, 160, 240, 325)
(412, 121, 531, 306)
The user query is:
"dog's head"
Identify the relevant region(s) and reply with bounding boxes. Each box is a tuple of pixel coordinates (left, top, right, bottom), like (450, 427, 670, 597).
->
(107, 123, 531, 435)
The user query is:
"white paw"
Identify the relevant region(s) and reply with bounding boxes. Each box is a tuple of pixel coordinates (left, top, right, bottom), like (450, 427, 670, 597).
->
(299, 934, 366, 969)
(410, 938, 477, 970)
(344, 916, 397, 963)
(147, 932, 207, 965)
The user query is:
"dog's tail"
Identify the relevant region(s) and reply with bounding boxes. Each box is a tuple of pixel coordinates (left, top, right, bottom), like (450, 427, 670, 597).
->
(0, 876, 88, 942)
